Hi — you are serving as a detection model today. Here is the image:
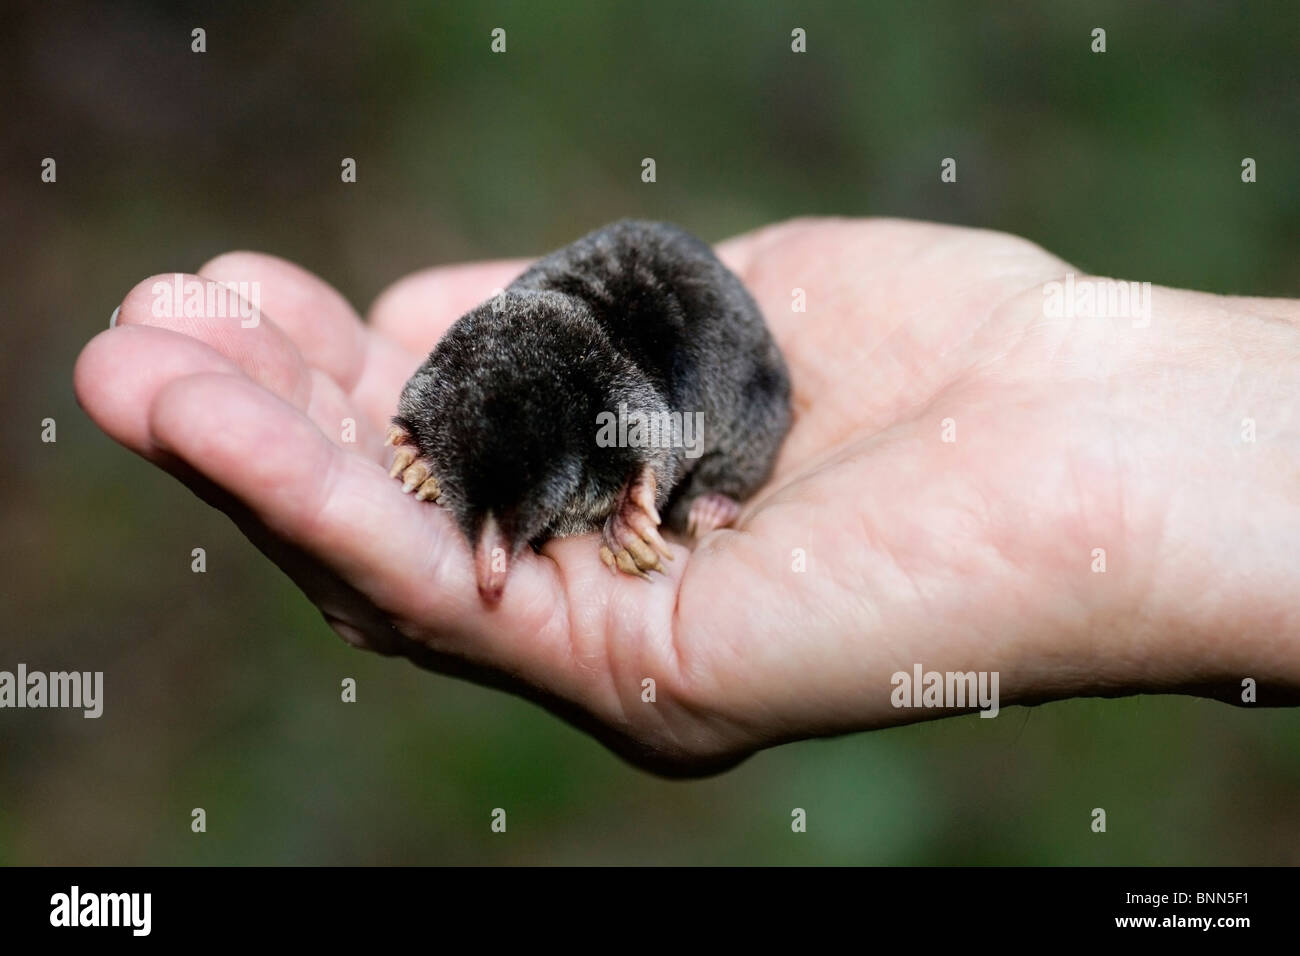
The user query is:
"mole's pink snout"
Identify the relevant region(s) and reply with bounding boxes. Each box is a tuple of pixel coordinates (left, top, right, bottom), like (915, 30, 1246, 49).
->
(474, 513, 510, 603)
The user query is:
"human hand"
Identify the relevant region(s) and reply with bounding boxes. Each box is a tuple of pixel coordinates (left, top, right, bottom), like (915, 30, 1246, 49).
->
(74, 218, 1300, 775)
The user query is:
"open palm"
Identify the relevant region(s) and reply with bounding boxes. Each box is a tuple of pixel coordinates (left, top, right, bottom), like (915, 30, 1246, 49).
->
(76, 217, 1300, 775)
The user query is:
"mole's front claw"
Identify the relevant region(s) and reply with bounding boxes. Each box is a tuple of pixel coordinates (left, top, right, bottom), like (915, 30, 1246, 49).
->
(414, 476, 441, 501)
(400, 460, 431, 493)
(601, 468, 673, 578)
(389, 446, 416, 479)
(386, 422, 444, 504)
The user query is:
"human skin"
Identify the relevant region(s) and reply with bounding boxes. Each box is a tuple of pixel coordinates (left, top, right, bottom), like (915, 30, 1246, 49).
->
(73, 218, 1300, 775)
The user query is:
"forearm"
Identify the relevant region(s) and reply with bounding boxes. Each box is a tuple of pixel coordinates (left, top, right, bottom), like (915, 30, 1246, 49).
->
(1041, 284, 1300, 705)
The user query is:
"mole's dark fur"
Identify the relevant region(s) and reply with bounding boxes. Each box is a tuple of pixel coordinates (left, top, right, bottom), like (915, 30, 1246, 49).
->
(392, 220, 791, 590)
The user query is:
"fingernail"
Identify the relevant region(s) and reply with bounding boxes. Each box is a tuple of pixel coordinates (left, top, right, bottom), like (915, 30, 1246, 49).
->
(109, 306, 121, 328)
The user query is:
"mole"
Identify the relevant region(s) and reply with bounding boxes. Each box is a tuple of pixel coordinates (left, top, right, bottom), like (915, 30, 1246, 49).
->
(386, 220, 792, 602)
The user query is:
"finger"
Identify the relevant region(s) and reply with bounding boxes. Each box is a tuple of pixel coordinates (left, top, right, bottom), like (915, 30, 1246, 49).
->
(714, 218, 825, 282)
(714, 231, 762, 279)
(367, 259, 529, 355)
(80, 316, 371, 461)
(148, 371, 452, 602)
(348, 334, 423, 435)
(198, 251, 369, 392)
(116, 273, 312, 410)
(147, 372, 570, 673)
(74, 325, 243, 458)
(198, 252, 428, 432)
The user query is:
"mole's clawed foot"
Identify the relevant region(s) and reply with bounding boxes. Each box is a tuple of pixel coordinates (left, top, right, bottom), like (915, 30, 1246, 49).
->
(385, 423, 443, 503)
(686, 493, 740, 538)
(600, 468, 673, 579)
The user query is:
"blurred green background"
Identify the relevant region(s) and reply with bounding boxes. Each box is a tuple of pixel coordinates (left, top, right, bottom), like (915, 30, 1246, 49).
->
(3, 0, 1298, 864)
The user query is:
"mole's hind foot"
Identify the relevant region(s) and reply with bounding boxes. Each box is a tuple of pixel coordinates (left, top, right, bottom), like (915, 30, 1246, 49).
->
(600, 468, 673, 578)
(686, 493, 740, 537)
(385, 423, 443, 502)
